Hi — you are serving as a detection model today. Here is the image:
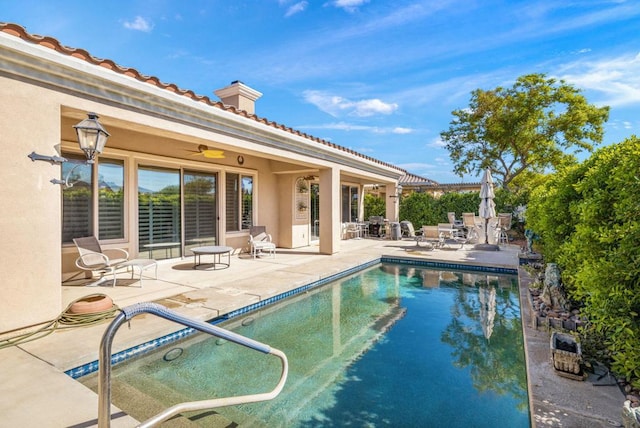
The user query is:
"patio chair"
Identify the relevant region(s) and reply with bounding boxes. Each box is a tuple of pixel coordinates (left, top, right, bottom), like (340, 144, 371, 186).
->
(462, 213, 481, 243)
(447, 212, 465, 237)
(345, 222, 362, 239)
(249, 226, 276, 259)
(497, 213, 512, 245)
(73, 236, 130, 287)
(400, 221, 416, 238)
(438, 223, 467, 249)
(417, 225, 442, 249)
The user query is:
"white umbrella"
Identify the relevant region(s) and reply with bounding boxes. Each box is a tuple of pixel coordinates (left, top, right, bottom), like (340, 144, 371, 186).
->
(479, 284, 497, 340)
(476, 168, 499, 249)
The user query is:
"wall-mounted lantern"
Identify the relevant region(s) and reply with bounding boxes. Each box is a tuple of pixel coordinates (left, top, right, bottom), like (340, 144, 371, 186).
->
(28, 112, 110, 186)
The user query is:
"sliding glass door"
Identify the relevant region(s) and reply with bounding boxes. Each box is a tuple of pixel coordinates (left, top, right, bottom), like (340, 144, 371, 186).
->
(138, 167, 219, 260)
(138, 167, 181, 260)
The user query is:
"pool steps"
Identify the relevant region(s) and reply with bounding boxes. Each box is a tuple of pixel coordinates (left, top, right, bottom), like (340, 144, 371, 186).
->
(97, 302, 288, 428)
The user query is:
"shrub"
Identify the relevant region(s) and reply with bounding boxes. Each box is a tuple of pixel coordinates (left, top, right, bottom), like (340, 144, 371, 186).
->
(527, 136, 640, 388)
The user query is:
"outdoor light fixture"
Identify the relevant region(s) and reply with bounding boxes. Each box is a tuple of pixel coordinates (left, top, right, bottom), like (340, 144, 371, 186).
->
(72, 112, 110, 164)
(28, 112, 110, 186)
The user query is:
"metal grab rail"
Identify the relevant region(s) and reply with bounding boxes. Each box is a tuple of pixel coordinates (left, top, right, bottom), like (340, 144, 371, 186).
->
(98, 302, 289, 428)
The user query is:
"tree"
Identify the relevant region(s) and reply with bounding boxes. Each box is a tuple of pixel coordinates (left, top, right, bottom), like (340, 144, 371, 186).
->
(440, 73, 609, 190)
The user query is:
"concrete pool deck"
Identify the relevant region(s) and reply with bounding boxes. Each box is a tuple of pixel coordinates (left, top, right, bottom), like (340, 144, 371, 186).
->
(0, 238, 625, 427)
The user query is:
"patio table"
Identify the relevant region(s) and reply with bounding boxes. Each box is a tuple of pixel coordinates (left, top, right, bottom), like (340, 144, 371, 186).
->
(191, 246, 233, 270)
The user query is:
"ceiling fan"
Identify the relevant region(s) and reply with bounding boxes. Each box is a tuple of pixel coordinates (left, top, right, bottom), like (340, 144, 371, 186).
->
(189, 144, 225, 159)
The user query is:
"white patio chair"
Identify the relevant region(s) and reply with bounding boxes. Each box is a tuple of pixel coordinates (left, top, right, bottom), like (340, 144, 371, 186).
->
(345, 222, 362, 239)
(249, 226, 276, 259)
(73, 236, 129, 287)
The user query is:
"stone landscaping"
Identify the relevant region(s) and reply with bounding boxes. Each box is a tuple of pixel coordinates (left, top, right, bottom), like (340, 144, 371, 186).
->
(523, 258, 640, 426)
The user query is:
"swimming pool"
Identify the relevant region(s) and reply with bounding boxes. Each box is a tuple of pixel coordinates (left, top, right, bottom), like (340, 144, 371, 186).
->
(81, 262, 530, 427)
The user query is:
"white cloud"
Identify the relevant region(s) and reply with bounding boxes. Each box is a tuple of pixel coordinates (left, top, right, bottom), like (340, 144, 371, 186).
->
(298, 121, 411, 135)
(285, 1, 308, 17)
(557, 52, 640, 107)
(303, 90, 398, 117)
(392, 127, 412, 134)
(329, 0, 370, 13)
(428, 137, 446, 148)
(123, 16, 153, 32)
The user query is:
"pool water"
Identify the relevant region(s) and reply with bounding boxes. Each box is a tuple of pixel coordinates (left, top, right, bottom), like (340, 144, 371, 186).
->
(83, 263, 530, 427)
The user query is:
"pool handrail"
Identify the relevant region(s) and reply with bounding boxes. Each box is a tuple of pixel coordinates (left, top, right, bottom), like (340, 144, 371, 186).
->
(97, 302, 289, 428)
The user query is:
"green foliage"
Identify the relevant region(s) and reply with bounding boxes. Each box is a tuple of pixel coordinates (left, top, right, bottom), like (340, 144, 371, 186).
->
(398, 192, 440, 226)
(440, 73, 609, 191)
(527, 136, 640, 388)
(363, 193, 385, 218)
(398, 190, 516, 233)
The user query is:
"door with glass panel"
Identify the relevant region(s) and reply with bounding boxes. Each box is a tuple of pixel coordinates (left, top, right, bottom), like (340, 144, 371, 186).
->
(310, 183, 320, 241)
(184, 171, 217, 253)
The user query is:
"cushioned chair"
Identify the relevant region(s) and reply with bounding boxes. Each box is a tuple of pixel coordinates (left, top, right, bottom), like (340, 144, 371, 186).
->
(249, 226, 276, 259)
(73, 236, 129, 286)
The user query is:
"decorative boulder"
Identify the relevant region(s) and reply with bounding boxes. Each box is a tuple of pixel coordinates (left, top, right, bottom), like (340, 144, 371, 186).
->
(541, 263, 568, 311)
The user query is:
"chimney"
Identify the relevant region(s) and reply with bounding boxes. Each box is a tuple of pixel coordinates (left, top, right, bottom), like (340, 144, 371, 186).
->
(214, 80, 263, 115)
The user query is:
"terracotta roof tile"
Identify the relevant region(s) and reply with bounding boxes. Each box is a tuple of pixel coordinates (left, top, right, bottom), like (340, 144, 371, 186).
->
(0, 22, 410, 175)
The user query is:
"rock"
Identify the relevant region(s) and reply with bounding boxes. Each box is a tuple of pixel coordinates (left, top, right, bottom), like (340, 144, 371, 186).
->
(541, 263, 569, 311)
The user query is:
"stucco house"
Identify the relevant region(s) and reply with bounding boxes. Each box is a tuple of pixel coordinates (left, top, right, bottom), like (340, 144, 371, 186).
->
(0, 23, 406, 334)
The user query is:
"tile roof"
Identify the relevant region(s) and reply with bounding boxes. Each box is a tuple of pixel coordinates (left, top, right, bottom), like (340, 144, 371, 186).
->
(0, 22, 410, 176)
(399, 172, 439, 186)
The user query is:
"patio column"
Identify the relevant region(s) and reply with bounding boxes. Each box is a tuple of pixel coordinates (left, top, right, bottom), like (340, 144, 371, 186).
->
(357, 184, 365, 222)
(385, 184, 400, 221)
(319, 167, 341, 254)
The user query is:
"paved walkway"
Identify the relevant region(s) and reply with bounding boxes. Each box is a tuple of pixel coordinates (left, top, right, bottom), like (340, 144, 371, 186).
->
(0, 238, 625, 427)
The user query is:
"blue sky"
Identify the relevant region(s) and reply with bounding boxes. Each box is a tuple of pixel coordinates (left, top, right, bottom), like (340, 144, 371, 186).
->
(2, 0, 639, 183)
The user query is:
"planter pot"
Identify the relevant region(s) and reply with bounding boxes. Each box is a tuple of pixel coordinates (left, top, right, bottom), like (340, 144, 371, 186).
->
(68, 294, 113, 314)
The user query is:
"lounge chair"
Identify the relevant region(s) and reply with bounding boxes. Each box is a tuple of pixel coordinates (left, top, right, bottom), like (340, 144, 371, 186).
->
(400, 221, 416, 238)
(249, 226, 276, 259)
(73, 236, 129, 287)
(438, 223, 467, 249)
(417, 225, 442, 249)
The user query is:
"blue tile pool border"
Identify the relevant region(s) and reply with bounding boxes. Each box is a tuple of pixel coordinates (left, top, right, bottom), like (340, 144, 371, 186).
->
(66, 257, 517, 379)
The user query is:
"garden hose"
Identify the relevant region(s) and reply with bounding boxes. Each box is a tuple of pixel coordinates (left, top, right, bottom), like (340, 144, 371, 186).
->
(0, 293, 120, 350)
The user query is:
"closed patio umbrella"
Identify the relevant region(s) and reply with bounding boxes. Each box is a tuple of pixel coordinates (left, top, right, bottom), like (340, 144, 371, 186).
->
(479, 283, 496, 340)
(475, 168, 499, 250)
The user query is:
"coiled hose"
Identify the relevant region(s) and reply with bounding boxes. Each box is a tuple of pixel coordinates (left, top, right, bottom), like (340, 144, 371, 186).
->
(0, 293, 119, 350)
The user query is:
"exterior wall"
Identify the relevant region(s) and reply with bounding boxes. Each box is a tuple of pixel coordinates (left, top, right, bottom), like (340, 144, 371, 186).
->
(0, 77, 65, 331)
(0, 77, 61, 331)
